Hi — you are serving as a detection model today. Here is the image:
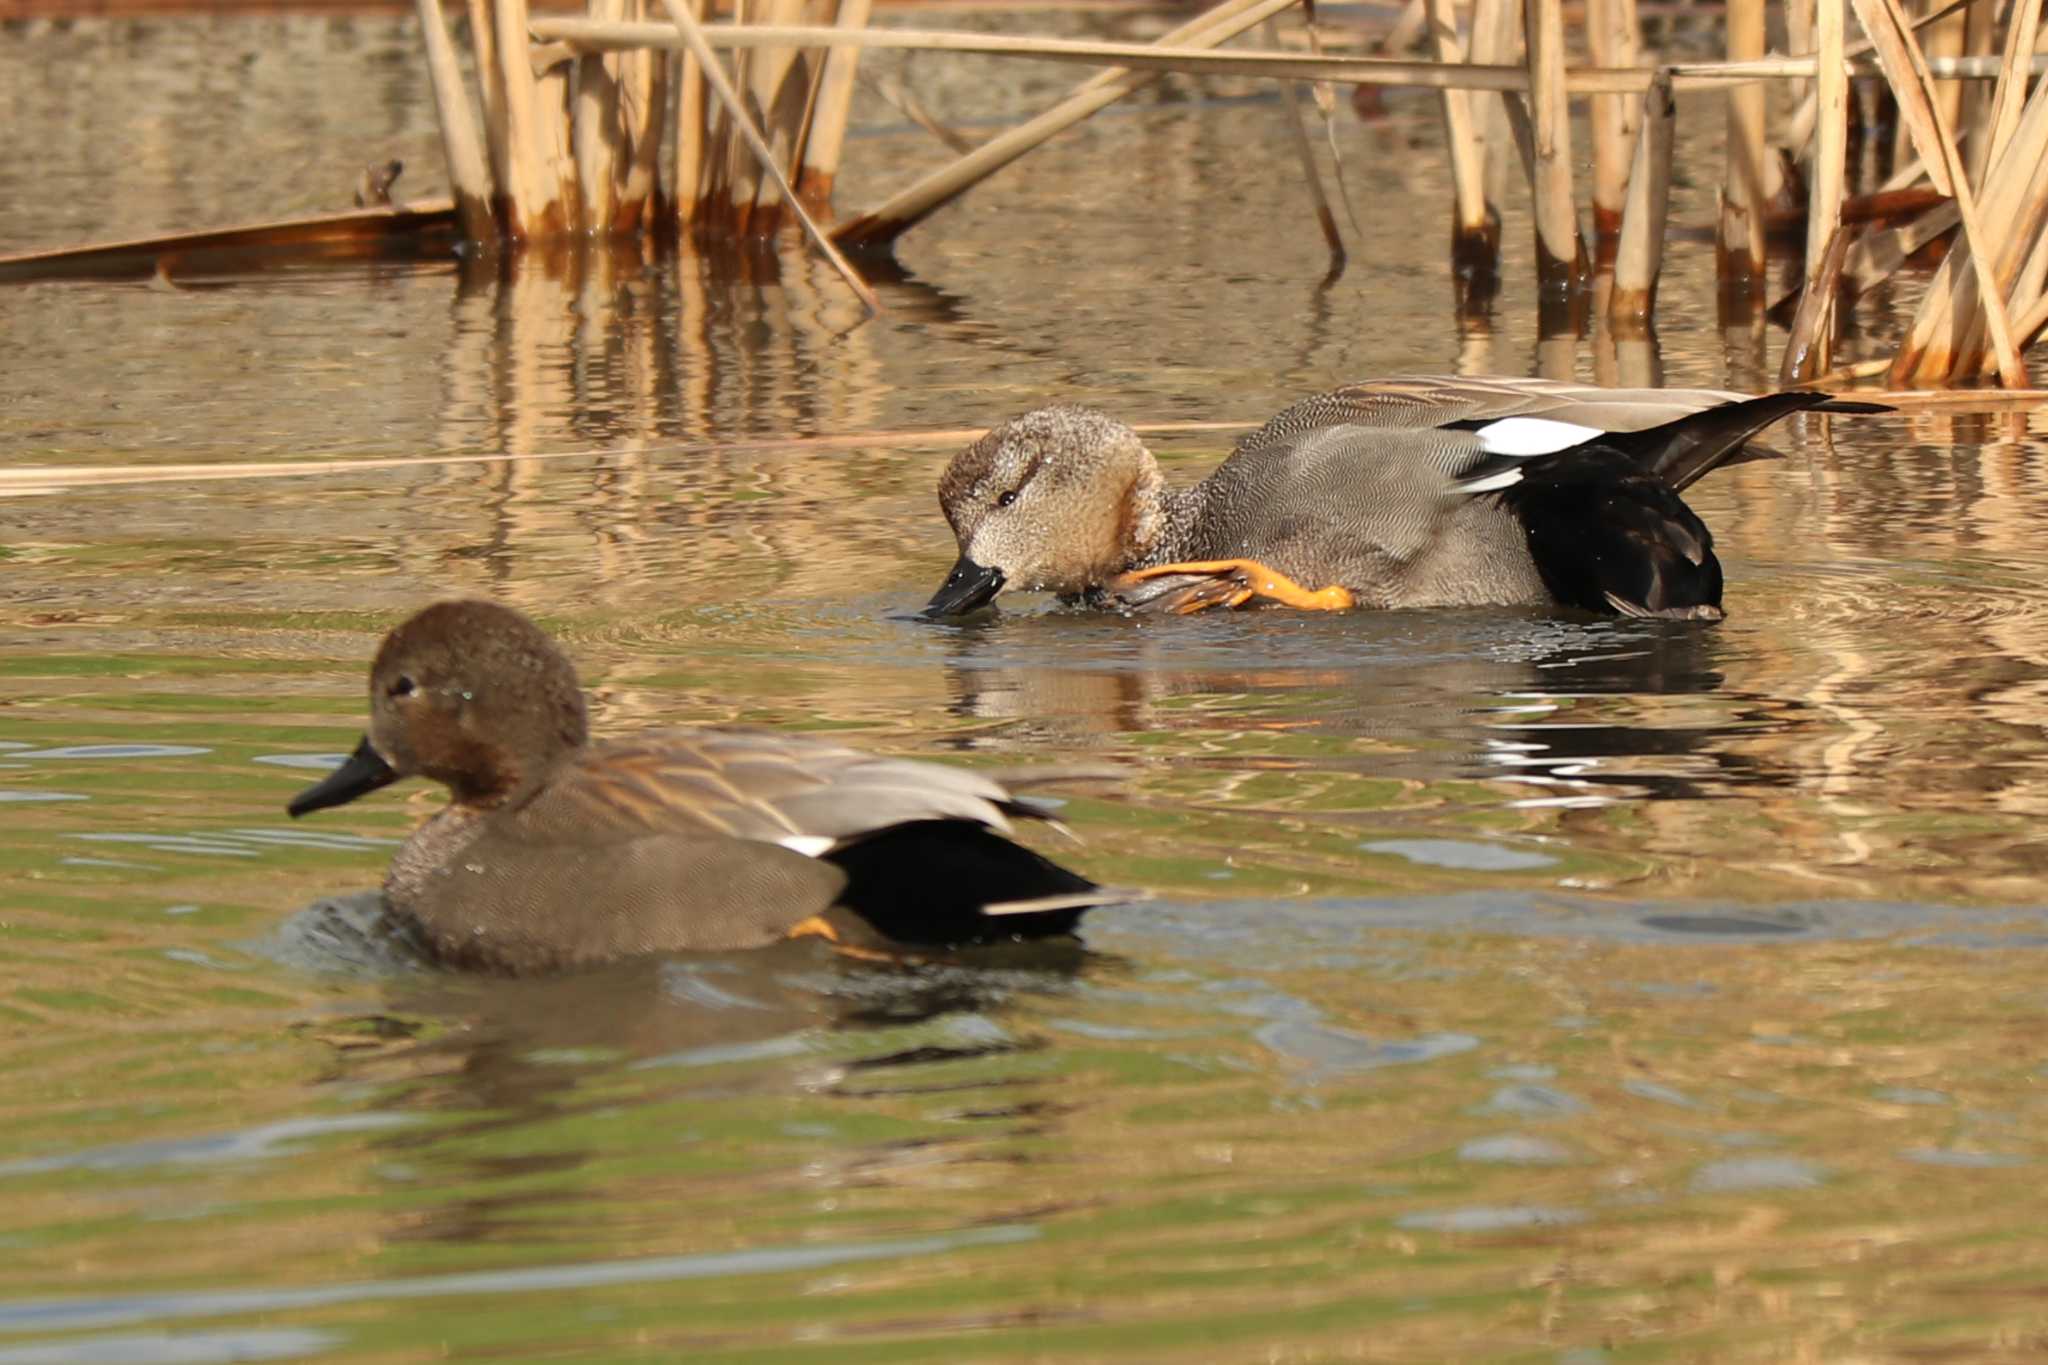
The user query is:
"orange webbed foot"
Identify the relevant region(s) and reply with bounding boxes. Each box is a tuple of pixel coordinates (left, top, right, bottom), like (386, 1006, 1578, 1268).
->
(1109, 559, 1355, 614)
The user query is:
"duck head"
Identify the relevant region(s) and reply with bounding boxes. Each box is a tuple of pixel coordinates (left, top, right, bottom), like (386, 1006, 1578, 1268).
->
(288, 600, 590, 816)
(926, 406, 1167, 616)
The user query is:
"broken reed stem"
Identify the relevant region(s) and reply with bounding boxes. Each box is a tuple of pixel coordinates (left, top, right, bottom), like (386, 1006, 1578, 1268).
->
(829, 0, 1303, 249)
(491, 0, 565, 235)
(1425, 0, 1495, 277)
(574, 0, 626, 235)
(618, 0, 667, 232)
(1945, 77, 2048, 375)
(1470, 0, 1516, 234)
(1586, 0, 1641, 253)
(1609, 67, 1673, 324)
(1781, 223, 1851, 382)
(1798, 0, 1848, 374)
(1981, 0, 2041, 172)
(735, 0, 813, 232)
(1959, 0, 1996, 185)
(1856, 0, 2027, 386)
(672, 0, 706, 223)
(1268, 15, 1345, 268)
(1523, 0, 1587, 291)
(656, 0, 880, 312)
(414, 0, 495, 243)
(1719, 0, 1767, 295)
(796, 0, 873, 207)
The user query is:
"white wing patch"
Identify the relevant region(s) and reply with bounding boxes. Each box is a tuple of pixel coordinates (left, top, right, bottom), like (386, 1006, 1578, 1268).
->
(1452, 417, 1609, 493)
(1455, 468, 1529, 493)
(776, 835, 837, 857)
(1473, 416, 1604, 455)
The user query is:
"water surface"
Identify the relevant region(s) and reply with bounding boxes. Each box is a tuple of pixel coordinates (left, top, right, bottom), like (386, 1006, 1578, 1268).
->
(5, 13, 2048, 1361)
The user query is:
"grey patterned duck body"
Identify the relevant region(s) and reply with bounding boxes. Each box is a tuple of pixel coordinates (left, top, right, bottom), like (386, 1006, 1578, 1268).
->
(928, 376, 1888, 621)
(288, 600, 1127, 974)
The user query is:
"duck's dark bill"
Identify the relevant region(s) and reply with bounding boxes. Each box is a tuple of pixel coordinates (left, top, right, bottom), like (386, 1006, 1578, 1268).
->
(287, 736, 399, 817)
(924, 555, 1005, 617)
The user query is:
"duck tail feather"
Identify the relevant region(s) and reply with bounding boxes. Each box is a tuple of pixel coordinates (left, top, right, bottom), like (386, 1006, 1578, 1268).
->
(1606, 391, 1872, 492)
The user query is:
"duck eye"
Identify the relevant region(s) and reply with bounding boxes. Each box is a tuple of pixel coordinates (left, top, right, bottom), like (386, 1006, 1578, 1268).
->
(996, 489, 1020, 508)
(387, 675, 417, 699)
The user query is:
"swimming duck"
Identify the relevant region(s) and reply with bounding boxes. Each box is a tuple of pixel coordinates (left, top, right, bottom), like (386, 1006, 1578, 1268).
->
(926, 376, 1887, 621)
(287, 600, 1128, 974)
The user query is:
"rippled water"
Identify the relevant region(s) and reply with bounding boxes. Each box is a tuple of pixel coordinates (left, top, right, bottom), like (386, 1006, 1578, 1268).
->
(6, 11, 2048, 1362)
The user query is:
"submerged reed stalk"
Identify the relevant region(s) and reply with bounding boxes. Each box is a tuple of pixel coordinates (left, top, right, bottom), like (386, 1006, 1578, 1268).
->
(1718, 0, 1769, 297)
(414, 0, 494, 242)
(1522, 0, 1587, 291)
(1795, 0, 1850, 374)
(795, 0, 873, 208)
(1426, 0, 1496, 284)
(657, 0, 879, 310)
(1586, 0, 1641, 254)
(574, 0, 626, 235)
(1608, 67, 1673, 324)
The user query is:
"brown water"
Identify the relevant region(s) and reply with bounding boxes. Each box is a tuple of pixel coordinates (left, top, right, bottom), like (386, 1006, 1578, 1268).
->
(6, 13, 2048, 1363)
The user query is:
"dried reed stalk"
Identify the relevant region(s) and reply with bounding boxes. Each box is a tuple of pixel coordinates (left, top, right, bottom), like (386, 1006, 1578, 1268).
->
(720, 0, 764, 232)
(795, 0, 873, 207)
(1942, 78, 2048, 376)
(535, 6, 584, 233)
(0, 421, 1257, 497)
(1858, 0, 2028, 385)
(1425, 0, 1495, 276)
(1719, 0, 1768, 292)
(1922, 0, 1967, 133)
(534, 19, 2048, 92)
(467, 0, 514, 230)
(1523, 0, 1586, 290)
(1959, 0, 1996, 184)
(1268, 16, 1345, 268)
(617, 0, 668, 231)
(1608, 67, 1673, 323)
(1782, 223, 1851, 382)
(1784, 0, 1816, 104)
(1470, 0, 1516, 228)
(414, 0, 495, 243)
(673, 0, 707, 223)
(1797, 0, 1849, 373)
(1586, 0, 1640, 251)
(575, 0, 627, 235)
(733, 0, 814, 231)
(491, 0, 568, 235)
(829, 0, 1303, 249)
(656, 0, 880, 311)
(1980, 0, 2041, 170)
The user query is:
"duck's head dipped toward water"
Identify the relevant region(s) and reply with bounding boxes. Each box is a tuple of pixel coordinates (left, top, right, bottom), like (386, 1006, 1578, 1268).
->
(926, 406, 1171, 615)
(925, 378, 1892, 620)
(288, 600, 589, 818)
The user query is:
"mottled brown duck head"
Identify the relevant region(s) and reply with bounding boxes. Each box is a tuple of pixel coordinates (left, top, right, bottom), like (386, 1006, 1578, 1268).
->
(926, 406, 1165, 615)
(288, 599, 590, 816)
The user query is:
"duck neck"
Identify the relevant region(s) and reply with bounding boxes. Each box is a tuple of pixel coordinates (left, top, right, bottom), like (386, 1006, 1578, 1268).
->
(1127, 465, 1203, 570)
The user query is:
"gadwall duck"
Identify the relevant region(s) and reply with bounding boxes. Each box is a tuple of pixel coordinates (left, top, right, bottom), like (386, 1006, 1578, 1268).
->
(927, 376, 1887, 621)
(287, 600, 1130, 974)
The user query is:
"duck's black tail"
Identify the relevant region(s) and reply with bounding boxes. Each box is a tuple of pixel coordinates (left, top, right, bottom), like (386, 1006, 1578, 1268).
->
(825, 819, 1137, 945)
(1500, 391, 1889, 620)
(1602, 391, 1892, 492)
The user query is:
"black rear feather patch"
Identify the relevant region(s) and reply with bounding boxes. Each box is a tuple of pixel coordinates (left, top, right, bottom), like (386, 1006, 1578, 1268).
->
(1502, 447, 1726, 619)
(824, 820, 1099, 944)
(1475, 390, 1890, 619)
